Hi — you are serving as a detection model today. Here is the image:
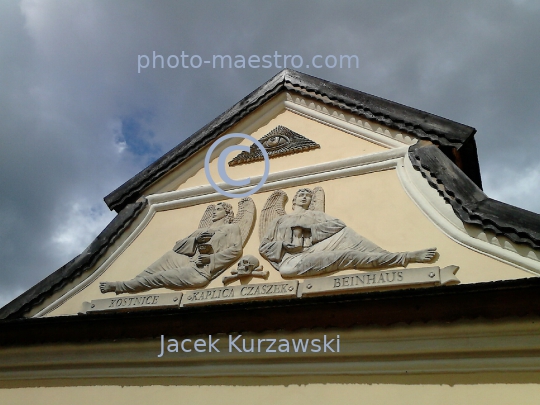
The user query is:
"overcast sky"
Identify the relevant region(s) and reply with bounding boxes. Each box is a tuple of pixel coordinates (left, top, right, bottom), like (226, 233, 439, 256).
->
(1, 0, 540, 308)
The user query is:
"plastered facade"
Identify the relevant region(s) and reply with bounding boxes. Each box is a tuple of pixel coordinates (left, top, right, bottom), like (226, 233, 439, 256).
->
(178, 108, 388, 191)
(42, 94, 535, 317)
(2, 87, 540, 404)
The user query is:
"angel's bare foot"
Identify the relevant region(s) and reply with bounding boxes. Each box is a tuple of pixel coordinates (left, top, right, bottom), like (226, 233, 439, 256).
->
(100, 282, 116, 294)
(408, 247, 437, 263)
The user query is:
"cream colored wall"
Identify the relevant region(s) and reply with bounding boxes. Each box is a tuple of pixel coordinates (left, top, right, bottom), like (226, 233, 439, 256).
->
(35, 89, 536, 318)
(47, 168, 531, 317)
(140, 91, 397, 197)
(178, 108, 388, 191)
(2, 383, 540, 405)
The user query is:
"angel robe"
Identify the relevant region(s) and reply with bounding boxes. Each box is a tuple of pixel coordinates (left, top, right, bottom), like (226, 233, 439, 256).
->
(259, 210, 410, 277)
(114, 223, 242, 294)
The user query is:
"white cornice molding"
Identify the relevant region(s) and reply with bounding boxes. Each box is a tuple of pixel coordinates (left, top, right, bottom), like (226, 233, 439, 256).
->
(284, 92, 416, 148)
(397, 156, 540, 274)
(34, 144, 540, 318)
(33, 148, 407, 318)
(147, 147, 408, 207)
(141, 91, 411, 197)
(29, 88, 539, 318)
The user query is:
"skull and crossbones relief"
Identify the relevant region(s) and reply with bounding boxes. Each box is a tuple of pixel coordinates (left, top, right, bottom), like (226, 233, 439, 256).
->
(222, 255, 269, 285)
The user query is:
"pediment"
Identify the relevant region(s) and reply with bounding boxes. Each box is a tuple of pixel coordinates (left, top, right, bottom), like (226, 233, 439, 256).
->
(103, 69, 480, 213)
(139, 89, 417, 196)
(39, 160, 539, 317)
(2, 70, 539, 321)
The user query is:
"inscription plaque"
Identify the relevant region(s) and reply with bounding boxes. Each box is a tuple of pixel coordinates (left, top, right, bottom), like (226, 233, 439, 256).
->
(299, 266, 459, 297)
(82, 292, 183, 313)
(182, 280, 298, 306)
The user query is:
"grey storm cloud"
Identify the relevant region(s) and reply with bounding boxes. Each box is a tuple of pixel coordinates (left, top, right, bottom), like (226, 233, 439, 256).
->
(1, 0, 539, 306)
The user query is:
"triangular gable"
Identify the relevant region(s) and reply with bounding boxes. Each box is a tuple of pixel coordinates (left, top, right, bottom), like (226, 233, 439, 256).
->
(2, 69, 539, 321)
(103, 69, 481, 213)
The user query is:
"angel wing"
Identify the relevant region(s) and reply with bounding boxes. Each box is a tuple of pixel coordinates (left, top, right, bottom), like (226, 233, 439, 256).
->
(259, 190, 288, 242)
(309, 187, 325, 212)
(198, 204, 215, 229)
(232, 197, 256, 247)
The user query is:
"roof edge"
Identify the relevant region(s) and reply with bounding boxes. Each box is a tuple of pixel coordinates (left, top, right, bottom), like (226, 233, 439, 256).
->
(282, 70, 476, 146)
(104, 70, 288, 212)
(104, 69, 478, 213)
(409, 143, 540, 250)
(0, 200, 148, 320)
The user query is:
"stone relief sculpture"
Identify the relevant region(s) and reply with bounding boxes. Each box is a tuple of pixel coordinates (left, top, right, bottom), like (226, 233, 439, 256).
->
(228, 126, 320, 166)
(259, 187, 437, 278)
(222, 255, 269, 286)
(100, 198, 256, 294)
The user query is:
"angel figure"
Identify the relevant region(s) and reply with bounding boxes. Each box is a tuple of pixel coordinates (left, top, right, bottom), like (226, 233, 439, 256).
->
(100, 198, 255, 294)
(259, 188, 436, 278)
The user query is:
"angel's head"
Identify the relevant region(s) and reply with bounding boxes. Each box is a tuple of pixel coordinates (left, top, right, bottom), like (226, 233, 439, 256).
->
(213, 202, 234, 223)
(292, 188, 313, 210)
